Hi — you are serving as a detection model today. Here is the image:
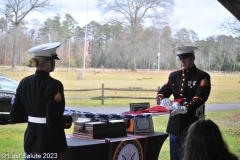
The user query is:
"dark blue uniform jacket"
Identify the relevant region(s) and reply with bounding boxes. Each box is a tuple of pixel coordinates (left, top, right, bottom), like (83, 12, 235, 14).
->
(10, 70, 72, 153)
(158, 65, 211, 136)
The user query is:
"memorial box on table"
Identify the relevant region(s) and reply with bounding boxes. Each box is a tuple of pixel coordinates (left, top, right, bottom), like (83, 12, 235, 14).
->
(73, 120, 127, 139)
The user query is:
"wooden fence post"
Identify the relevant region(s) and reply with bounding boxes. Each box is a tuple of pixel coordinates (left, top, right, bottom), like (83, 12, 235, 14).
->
(156, 86, 161, 105)
(101, 83, 104, 105)
(157, 86, 161, 92)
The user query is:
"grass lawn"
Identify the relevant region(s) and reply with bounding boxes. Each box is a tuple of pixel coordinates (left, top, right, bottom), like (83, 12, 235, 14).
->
(0, 67, 240, 159)
(2, 68, 240, 106)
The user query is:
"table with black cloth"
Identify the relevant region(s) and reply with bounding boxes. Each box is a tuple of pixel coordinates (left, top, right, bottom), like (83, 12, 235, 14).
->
(64, 132, 169, 160)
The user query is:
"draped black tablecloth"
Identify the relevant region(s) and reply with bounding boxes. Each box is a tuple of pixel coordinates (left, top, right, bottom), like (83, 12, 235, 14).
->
(64, 132, 168, 160)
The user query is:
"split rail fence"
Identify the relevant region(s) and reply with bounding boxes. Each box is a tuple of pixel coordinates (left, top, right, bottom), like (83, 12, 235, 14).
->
(64, 83, 161, 105)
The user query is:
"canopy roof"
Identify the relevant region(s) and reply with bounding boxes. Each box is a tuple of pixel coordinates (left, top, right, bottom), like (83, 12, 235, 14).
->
(218, 0, 240, 21)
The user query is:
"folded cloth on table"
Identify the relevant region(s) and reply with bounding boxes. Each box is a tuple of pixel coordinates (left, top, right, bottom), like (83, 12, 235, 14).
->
(123, 106, 169, 114)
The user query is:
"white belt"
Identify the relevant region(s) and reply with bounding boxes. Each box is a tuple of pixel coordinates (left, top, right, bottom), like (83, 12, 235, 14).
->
(28, 116, 46, 124)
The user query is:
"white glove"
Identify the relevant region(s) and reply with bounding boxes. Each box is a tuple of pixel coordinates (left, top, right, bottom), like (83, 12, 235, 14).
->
(160, 98, 172, 107)
(166, 102, 179, 111)
(171, 106, 187, 116)
(71, 113, 79, 122)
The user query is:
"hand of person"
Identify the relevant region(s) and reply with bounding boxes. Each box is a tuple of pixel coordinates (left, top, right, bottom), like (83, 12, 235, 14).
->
(171, 106, 187, 116)
(71, 113, 79, 122)
(166, 102, 179, 111)
(160, 98, 172, 107)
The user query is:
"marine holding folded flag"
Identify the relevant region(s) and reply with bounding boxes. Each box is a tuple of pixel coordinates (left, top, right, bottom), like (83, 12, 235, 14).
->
(156, 46, 211, 160)
(10, 42, 79, 160)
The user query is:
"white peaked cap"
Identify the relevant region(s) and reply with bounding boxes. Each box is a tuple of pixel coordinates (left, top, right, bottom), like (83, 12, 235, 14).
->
(28, 42, 61, 60)
(173, 46, 198, 60)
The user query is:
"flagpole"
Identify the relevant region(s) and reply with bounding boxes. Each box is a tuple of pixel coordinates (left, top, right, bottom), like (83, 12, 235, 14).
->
(82, 0, 89, 79)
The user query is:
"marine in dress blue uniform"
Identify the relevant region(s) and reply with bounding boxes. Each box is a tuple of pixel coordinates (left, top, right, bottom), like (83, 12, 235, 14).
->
(10, 42, 79, 160)
(156, 46, 211, 160)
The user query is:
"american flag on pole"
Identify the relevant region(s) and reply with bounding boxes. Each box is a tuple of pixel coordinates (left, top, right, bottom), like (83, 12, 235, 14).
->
(85, 34, 89, 55)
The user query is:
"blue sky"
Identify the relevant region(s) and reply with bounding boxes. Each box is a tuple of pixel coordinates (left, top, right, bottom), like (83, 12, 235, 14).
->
(24, 0, 236, 40)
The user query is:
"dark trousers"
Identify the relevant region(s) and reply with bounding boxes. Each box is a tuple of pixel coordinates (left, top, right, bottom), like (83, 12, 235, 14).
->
(169, 134, 185, 160)
(24, 153, 64, 160)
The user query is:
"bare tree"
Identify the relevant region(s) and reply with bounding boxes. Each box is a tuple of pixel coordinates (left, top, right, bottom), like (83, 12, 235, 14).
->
(174, 28, 193, 46)
(0, 0, 51, 69)
(220, 17, 240, 37)
(97, 0, 174, 70)
(0, 17, 8, 65)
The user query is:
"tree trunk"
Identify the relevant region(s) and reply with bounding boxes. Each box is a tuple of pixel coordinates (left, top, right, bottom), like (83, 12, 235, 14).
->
(130, 25, 137, 71)
(219, 51, 225, 71)
(11, 24, 17, 69)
